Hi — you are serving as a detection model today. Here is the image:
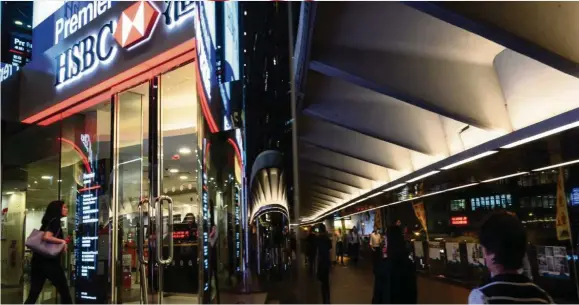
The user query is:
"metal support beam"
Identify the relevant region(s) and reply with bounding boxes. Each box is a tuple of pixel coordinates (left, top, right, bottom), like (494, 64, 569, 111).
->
(304, 191, 340, 203)
(310, 60, 493, 131)
(303, 109, 431, 155)
(404, 2, 579, 79)
(300, 137, 399, 170)
(300, 157, 376, 182)
(300, 170, 364, 190)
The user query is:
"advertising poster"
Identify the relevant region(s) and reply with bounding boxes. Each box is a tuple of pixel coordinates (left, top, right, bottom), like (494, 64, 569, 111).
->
(414, 241, 424, 258)
(466, 243, 485, 266)
(428, 241, 442, 260)
(556, 170, 571, 241)
(536, 246, 570, 279)
(446, 242, 461, 263)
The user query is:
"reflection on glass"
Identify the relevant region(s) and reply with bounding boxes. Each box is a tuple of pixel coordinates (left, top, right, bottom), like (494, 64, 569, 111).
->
(116, 82, 149, 304)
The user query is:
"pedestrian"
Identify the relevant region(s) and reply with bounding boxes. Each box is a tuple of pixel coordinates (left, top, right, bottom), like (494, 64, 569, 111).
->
(336, 228, 345, 265)
(372, 225, 416, 304)
(317, 224, 332, 304)
(306, 229, 317, 275)
(468, 212, 553, 304)
(348, 226, 360, 265)
(369, 226, 382, 269)
(24, 200, 73, 304)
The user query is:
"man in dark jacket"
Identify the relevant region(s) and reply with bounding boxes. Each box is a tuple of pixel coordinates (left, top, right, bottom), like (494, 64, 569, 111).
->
(317, 224, 332, 304)
(306, 230, 317, 275)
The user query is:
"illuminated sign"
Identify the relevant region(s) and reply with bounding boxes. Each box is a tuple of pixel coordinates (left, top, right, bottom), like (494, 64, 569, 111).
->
(113, 1, 160, 49)
(0, 63, 20, 83)
(450, 216, 468, 226)
(571, 188, 579, 206)
(9, 35, 33, 66)
(74, 133, 102, 303)
(201, 138, 210, 295)
(54, 0, 113, 44)
(195, 1, 216, 102)
(54, 1, 194, 89)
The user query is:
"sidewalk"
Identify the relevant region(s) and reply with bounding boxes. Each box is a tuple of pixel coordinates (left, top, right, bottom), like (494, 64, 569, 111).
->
(264, 254, 471, 304)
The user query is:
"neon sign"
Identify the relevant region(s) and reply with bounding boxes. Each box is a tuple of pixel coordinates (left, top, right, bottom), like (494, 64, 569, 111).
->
(450, 216, 468, 226)
(54, 1, 196, 89)
(54, 0, 113, 45)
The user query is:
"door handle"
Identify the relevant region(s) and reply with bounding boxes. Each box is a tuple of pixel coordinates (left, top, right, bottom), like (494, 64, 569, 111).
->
(155, 195, 174, 265)
(137, 198, 149, 265)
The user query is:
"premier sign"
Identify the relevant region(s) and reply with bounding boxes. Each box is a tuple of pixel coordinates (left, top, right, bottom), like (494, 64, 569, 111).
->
(55, 1, 195, 88)
(55, 0, 113, 45)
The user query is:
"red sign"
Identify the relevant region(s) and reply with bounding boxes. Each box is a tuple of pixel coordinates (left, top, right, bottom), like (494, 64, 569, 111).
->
(114, 1, 160, 49)
(173, 231, 190, 240)
(450, 216, 468, 226)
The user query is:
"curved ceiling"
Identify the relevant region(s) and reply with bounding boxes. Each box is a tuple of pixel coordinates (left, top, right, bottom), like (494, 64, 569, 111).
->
(295, 2, 579, 222)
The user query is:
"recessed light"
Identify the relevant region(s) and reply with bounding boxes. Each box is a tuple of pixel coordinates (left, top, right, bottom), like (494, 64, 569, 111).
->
(180, 175, 188, 180)
(178, 147, 192, 155)
(169, 168, 179, 173)
(41, 175, 53, 180)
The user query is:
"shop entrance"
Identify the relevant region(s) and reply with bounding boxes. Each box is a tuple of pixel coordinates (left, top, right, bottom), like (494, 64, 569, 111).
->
(111, 62, 199, 304)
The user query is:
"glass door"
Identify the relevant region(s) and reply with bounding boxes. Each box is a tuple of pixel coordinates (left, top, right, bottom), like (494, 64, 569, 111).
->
(112, 62, 200, 304)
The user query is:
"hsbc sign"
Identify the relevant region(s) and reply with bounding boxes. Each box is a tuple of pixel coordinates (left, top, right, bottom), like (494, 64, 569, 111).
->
(55, 1, 195, 88)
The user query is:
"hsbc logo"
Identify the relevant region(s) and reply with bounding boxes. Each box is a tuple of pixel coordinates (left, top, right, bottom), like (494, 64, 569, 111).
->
(114, 1, 160, 49)
(55, 1, 195, 89)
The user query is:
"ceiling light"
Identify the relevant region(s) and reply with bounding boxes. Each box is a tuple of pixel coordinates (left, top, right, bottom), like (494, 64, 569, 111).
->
(532, 159, 579, 172)
(14, 20, 23, 26)
(169, 168, 179, 173)
(41, 176, 52, 180)
(482, 172, 529, 183)
(178, 147, 192, 155)
(441, 151, 497, 170)
(5, 191, 14, 195)
(27, 25, 31, 28)
(420, 183, 479, 198)
(407, 171, 440, 183)
(502, 121, 579, 149)
(34, 181, 38, 184)
(382, 183, 406, 192)
(179, 175, 188, 180)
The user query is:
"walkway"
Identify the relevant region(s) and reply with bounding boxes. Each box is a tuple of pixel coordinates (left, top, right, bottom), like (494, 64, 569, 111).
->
(264, 254, 470, 304)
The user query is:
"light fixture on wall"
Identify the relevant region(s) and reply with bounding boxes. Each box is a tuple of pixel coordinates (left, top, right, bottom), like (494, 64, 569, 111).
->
(407, 171, 440, 183)
(532, 159, 579, 172)
(440, 151, 497, 170)
(482, 172, 529, 183)
(502, 121, 579, 149)
(178, 147, 192, 155)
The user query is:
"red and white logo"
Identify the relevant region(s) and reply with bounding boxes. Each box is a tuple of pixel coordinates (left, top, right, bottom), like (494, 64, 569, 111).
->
(114, 1, 160, 49)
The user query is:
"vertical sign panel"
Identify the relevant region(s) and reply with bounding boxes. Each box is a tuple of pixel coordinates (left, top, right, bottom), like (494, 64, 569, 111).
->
(74, 133, 103, 303)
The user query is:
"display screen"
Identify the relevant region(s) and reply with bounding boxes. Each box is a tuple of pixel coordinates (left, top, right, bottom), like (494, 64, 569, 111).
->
(73, 134, 103, 303)
(571, 188, 579, 206)
(6, 33, 32, 67)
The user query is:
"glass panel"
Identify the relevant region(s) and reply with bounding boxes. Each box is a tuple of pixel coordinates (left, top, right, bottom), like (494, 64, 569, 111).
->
(2, 122, 62, 304)
(115, 82, 149, 304)
(158, 63, 200, 303)
(60, 101, 112, 303)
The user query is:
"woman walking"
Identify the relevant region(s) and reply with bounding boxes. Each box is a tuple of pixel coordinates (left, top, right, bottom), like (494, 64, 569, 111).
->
(372, 225, 416, 304)
(25, 200, 72, 304)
